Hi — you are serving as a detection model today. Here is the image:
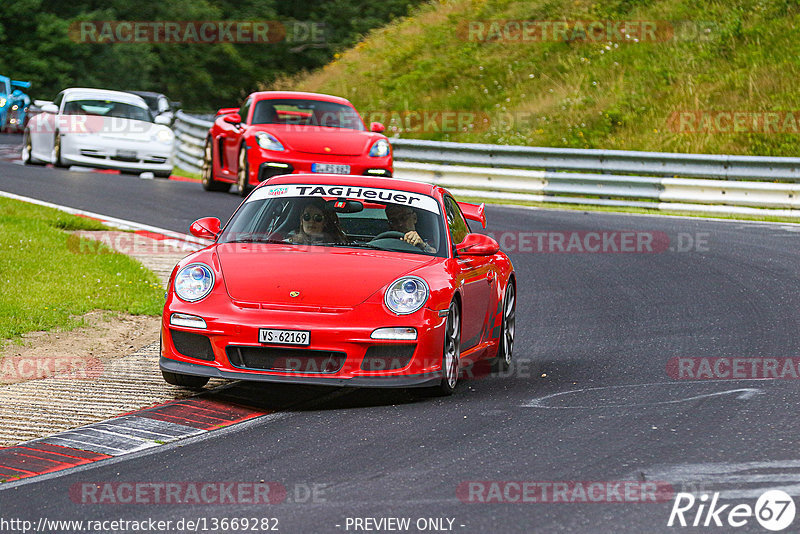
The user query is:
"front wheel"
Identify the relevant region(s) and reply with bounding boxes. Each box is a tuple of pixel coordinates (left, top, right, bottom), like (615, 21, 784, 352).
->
(431, 300, 461, 396)
(237, 146, 252, 197)
(161, 370, 209, 389)
(52, 133, 67, 167)
(492, 280, 516, 372)
(201, 138, 231, 192)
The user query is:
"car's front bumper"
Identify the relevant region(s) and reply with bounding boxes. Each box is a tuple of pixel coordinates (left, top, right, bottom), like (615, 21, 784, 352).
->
(61, 134, 174, 173)
(160, 298, 447, 388)
(160, 356, 443, 388)
(249, 148, 393, 183)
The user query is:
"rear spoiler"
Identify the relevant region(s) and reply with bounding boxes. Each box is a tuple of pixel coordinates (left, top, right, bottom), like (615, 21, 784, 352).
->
(457, 201, 486, 229)
(11, 80, 31, 89)
(215, 107, 239, 116)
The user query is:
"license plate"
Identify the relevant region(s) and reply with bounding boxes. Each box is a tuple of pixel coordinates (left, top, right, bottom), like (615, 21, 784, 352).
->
(312, 163, 350, 174)
(258, 328, 310, 346)
(116, 149, 137, 160)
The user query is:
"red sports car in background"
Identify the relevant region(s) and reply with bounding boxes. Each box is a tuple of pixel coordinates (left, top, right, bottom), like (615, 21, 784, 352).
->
(201, 91, 393, 196)
(161, 175, 515, 395)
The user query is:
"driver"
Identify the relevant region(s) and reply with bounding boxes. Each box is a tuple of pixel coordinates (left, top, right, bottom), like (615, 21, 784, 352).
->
(289, 198, 348, 245)
(384, 204, 436, 253)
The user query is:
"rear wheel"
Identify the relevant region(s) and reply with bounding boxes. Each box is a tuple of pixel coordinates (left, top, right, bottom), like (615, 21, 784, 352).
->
(492, 281, 516, 372)
(431, 300, 461, 396)
(237, 146, 253, 197)
(161, 370, 210, 389)
(21, 130, 44, 165)
(201, 138, 231, 192)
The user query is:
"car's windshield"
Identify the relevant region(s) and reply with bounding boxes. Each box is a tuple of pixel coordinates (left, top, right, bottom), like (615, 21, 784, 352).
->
(250, 99, 365, 130)
(62, 99, 152, 122)
(219, 184, 446, 256)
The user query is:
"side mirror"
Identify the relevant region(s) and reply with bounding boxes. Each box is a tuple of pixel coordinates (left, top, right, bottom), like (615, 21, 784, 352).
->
(41, 103, 59, 114)
(456, 233, 500, 256)
(154, 115, 171, 125)
(223, 112, 242, 125)
(190, 217, 221, 239)
(370, 122, 385, 133)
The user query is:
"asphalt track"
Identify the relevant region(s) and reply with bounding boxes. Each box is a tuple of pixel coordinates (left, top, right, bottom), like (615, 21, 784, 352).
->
(2, 134, 800, 533)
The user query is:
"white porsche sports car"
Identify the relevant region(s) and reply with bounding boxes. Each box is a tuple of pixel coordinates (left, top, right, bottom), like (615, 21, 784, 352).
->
(22, 88, 175, 177)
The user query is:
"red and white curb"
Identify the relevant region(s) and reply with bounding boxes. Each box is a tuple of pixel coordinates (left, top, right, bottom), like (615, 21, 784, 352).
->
(0, 397, 269, 482)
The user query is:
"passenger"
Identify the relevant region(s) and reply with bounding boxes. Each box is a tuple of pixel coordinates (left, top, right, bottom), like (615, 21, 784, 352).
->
(289, 199, 347, 244)
(384, 204, 436, 253)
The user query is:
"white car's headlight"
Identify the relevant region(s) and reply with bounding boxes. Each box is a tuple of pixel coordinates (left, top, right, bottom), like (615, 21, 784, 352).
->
(256, 132, 284, 151)
(174, 263, 214, 302)
(369, 139, 390, 157)
(385, 276, 429, 315)
(155, 128, 174, 144)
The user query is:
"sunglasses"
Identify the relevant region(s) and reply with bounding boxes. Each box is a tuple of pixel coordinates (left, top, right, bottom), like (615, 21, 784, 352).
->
(303, 213, 324, 223)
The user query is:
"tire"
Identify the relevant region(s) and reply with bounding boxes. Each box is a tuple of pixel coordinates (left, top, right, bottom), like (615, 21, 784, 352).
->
(21, 130, 44, 165)
(52, 133, 67, 167)
(237, 145, 253, 197)
(161, 370, 210, 389)
(201, 138, 231, 192)
(431, 300, 461, 396)
(492, 280, 516, 373)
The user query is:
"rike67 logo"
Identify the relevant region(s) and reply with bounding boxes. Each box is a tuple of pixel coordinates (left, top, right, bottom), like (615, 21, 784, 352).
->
(668, 490, 796, 531)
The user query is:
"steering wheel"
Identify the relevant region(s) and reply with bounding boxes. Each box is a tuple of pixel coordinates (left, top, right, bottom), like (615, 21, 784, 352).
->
(372, 231, 405, 240)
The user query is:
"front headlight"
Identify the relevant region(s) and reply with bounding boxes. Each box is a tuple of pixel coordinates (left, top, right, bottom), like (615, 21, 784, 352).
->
(385, 276, 429, 315)
(369, 139, 390, 158)
(155, 128, 174, 144)
(0, 98, 6, 108)
(256, 132, 284, 151)
(174, 263, 214, 302)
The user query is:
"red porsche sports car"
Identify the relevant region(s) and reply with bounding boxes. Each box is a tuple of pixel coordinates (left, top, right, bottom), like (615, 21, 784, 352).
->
(160, 175, 515, 395)
(200, 91, 393, 196)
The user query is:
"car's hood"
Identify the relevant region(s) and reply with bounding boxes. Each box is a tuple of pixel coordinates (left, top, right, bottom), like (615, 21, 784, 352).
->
(253, 124, 380, 156)
(217, 244, 434, 308)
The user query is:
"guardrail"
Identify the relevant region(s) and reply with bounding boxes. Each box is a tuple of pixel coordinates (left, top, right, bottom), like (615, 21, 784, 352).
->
(173, 112, 800, 217)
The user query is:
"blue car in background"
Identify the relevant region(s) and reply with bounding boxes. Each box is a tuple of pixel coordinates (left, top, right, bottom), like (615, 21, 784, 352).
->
(0, 75, 32, 132)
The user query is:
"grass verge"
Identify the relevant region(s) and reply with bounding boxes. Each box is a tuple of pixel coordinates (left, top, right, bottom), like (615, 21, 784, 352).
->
(283, 0, 800, 157)
(171, 166, 201, 181)
(0, 197, 164, 341)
